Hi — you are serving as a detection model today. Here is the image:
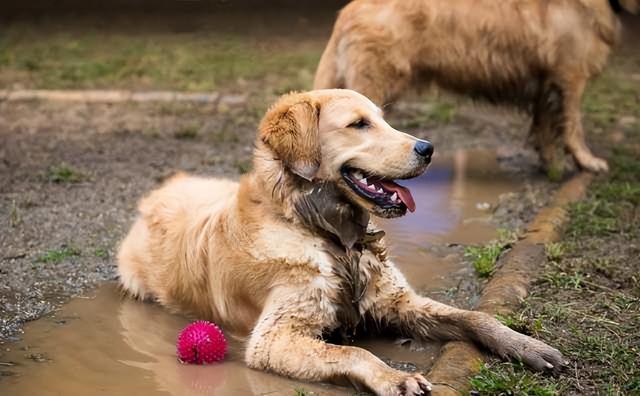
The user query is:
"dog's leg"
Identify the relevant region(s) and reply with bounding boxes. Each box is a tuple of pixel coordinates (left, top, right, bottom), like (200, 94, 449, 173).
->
(245, 287, 432, 395)
(366, 263, 566, 371)
(531, 83, 565, 178)
(559, 76, 609, 172)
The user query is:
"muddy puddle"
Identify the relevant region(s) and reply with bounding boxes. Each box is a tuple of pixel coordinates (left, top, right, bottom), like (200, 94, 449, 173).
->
(379, 149, 522, 292)
(0, 149, 522, 396)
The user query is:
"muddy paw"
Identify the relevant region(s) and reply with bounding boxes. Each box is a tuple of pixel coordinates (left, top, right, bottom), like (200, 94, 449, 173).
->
(576, 153, 609, 173)
(376, 371, 432, 396)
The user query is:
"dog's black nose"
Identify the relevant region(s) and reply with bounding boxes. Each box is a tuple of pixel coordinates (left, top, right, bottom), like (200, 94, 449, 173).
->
(414, 140, 434, 158)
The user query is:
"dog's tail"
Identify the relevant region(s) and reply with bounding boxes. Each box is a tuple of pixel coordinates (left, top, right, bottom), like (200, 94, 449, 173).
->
(313, 29, 342, 90)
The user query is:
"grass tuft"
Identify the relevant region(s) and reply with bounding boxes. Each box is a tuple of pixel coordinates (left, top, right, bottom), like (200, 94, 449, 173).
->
(545, 242, 565, 262)
(47, 164, 84, 183)
(36, 246, 81, 263)
(496, 313, 542, 336)
(93, 248, 109, 259)
(465, 230, 517, 278)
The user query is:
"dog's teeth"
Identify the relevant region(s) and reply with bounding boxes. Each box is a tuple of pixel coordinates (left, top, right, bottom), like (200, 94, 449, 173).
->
(377, 188, 384, 194)
(353, 171, 363, 179)
(361, 177, 367, 185)
(367, 184, 376, 191)
(390, 192, 398, 201)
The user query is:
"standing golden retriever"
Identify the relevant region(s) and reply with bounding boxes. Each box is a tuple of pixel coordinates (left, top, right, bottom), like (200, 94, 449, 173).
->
(118, 89, 564, 395)
(314, 0, 640, 173)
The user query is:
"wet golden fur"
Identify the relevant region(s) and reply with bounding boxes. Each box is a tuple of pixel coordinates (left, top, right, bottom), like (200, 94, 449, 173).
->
(118, 89, 564, 395)
(314, 0, 639, 173)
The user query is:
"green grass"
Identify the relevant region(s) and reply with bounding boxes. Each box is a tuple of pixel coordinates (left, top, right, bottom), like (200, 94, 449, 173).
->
(428, 101, 457, 124)
(93, 248, 109, 259)
(0, 25, 320, 91)
(47, 164, 84, 183)
(583, 68, 640, 131)
(464, 243, 504, 277)
(542, 269, 585, 289)
(464, 230, 517, 278)
(470, 362, 561, 396)
(36, 246, 81, 263)
(544, 242, 564, 262)
(496, 312, 543, 336)
(567, 149, 640, 238)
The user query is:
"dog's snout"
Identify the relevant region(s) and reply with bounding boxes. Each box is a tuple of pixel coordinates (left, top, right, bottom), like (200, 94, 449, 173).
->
(413, 140, 434, 159)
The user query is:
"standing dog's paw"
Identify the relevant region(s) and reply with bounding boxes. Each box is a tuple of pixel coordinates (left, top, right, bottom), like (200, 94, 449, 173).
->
(374, 370, 432, 395)
(575, 152, 609, 173)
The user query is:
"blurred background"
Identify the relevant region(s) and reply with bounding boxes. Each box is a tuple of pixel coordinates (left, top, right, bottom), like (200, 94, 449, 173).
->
(0, 1, 349, 93)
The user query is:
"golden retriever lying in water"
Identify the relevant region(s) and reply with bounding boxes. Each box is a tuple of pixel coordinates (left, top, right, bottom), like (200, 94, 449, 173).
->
(314, 0, 640, 173)
(118, 89, 564, 395)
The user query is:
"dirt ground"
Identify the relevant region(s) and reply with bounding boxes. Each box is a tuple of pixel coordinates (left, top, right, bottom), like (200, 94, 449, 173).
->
(0, 5, 638, 395)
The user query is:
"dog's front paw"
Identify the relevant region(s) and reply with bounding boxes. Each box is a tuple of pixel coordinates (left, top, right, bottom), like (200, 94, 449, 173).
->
(500, 332, 567, 372)
(374, 370, 432, 396)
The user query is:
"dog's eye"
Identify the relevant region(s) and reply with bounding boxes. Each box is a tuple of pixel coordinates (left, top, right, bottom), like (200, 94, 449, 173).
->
(347, 119, 370, 129)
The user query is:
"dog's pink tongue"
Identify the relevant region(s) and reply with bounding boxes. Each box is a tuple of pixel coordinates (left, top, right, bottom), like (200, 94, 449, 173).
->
(379, 180, 416, 213)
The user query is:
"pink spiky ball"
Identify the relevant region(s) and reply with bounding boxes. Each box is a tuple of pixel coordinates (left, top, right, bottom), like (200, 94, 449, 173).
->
(177, 321, 227, 364)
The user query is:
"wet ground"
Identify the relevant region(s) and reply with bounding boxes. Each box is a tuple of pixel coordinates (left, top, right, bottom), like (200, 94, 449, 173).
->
(1, 149, 534, 395)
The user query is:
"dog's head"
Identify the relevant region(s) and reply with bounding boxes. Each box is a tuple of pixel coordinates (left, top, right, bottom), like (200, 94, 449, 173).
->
(257, 89, 432, 219)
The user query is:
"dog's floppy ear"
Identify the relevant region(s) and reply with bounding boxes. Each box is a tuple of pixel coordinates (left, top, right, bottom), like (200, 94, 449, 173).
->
(259, 93, 321, 181)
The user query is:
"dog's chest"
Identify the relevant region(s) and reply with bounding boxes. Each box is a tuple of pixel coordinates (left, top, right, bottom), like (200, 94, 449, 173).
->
(325, 234, 387, 337)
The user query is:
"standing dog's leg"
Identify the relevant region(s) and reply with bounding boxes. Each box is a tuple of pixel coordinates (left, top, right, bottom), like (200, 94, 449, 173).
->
(246, 287, 432, 395)
(531, 82, 564, 176)
(559, 75, 609, 172)
(366, 263, 566, 371)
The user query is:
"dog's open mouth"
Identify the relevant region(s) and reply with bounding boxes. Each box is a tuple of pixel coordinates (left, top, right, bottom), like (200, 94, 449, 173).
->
(341, 167, 416, 213)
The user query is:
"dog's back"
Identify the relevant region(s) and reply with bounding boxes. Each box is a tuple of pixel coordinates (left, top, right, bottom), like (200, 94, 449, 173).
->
(315, 0, 619, 105)
(117, 174, 239, 319)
